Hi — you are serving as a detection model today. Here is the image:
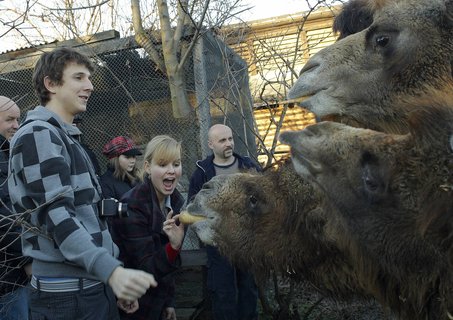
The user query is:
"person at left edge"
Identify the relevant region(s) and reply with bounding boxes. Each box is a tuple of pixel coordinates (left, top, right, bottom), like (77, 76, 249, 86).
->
(0, 96, 32, 320)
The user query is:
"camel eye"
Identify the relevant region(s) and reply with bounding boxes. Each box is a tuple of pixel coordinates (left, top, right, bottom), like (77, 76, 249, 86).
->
(249, 195, 258, 208)
(375, 35, 390, 47)
(362, 162, 381, 193)
(361, 151, 386, 196)
(364, 176, 379, 191)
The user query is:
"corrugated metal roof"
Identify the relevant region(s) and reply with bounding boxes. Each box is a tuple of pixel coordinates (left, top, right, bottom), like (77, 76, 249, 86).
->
(0, 37, 59, 54)
(0, 30, 121, 61)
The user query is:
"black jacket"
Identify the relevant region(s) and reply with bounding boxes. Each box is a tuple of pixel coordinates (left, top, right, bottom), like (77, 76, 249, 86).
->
(100, 166, 135, 200)
(111, 177, 185, 318)
(0, 135, 30, 296)
(187, 152, 261, 202)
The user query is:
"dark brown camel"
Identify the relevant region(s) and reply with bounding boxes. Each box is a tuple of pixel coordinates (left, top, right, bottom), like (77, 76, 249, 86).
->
(280, 87, 453, 320)
(288, 0, 453, 133)
(183, 0, 453, 318)
(184, 89, 453, 319)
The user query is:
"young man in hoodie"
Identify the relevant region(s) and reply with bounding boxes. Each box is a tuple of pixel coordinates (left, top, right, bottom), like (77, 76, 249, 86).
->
(8, 47, 158, 319)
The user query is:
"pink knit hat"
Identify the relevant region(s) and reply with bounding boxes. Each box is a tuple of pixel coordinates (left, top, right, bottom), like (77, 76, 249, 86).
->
(102, 136, 142, 159)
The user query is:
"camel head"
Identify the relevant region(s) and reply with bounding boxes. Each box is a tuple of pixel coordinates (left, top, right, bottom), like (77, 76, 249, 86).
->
(288, 0, 453, 133)
(183, 168, 329, 275)
(281, 85, 453, 218)
(280, 90, 453, 225)
(279, 88, 453, 318)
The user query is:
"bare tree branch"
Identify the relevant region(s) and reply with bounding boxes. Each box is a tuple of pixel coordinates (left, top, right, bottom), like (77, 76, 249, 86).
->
(45, 0, 110, 11)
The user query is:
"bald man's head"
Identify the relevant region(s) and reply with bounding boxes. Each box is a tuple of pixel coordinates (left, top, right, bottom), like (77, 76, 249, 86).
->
(208, 124, 231, 141)
(208, 124, 234, 162)
(0, 96, 20, 140)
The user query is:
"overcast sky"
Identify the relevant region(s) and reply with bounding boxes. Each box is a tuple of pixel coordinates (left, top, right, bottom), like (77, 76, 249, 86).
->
(240, 0, 309, 21)
(0, 0, 312, 52)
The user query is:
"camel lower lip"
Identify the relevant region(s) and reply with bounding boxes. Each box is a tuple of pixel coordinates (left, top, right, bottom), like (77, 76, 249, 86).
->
(320, 115, 364, 128)
(282, 96, 312, 104)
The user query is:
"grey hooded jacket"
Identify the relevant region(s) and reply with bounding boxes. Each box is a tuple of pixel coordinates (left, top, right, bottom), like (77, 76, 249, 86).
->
(8, 106, 121, 283)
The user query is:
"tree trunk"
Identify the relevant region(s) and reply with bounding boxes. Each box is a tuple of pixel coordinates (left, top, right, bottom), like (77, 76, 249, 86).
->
(157, 0, 192, 118)
(167, 66, 192, 118)
(193, 36, 211, 158)
(131, 0, 192, 118)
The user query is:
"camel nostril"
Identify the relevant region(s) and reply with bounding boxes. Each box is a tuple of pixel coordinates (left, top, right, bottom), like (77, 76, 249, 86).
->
(278, 131, 294, 144)
(303, 124, 319, 137)
(302, 129, 314, 137)
(299, 60, 320, 75)
(202, 181, 214, 190)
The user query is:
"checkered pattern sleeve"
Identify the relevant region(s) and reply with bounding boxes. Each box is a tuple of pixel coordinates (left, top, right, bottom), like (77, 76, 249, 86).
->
(9, 122, 121, 283)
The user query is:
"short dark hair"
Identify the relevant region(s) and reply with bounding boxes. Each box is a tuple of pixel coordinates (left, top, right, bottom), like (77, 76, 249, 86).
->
(32, 47, 95, 106)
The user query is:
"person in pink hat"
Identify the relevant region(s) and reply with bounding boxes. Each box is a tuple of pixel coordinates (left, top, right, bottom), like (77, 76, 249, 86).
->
(100, 136, 143, 201)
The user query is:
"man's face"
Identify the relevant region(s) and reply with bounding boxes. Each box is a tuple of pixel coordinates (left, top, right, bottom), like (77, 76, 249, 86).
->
(209, 127, 234, 160)
(0, 98, 20, 140)
(48, 62, 93, 116)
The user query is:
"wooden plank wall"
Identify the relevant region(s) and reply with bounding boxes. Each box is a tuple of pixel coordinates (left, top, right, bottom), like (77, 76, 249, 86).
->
(222, 6, 340, 165)
(254, 105, 316, 165)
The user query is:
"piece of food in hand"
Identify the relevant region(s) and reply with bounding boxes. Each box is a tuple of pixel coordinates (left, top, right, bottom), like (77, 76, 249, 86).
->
(178, 211, 206, 224)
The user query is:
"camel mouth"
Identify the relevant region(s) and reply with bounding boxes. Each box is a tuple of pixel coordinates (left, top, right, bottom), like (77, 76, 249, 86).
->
(279, 131, 323, 176)
(319, 114, 364, 128)
(285, 95, 366, 130)
(282, 95, 313, 105)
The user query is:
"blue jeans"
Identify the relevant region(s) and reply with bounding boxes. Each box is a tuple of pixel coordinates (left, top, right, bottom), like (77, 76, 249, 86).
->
(0, 287, 29, 320)
(28, 284, 119, 320)
(206, 245, 258, 320)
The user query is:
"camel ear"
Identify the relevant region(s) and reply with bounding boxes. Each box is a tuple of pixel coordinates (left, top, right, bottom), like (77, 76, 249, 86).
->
(333, 0, 373, 39)
(446, 0, 453, 79)
(446, 0, 453, 26)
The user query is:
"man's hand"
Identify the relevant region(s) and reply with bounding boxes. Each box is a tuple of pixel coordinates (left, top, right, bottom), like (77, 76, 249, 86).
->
(108, 266, 157, 301)
(117, 299, 139, 314)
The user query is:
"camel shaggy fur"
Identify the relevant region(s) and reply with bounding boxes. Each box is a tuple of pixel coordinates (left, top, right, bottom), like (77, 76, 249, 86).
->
(185, 0, 453, 319)
(187, 90, 453, 319)
(280, 88, 453, 320)
(189, 162, 373, 299)
(288, 0, 453, 133)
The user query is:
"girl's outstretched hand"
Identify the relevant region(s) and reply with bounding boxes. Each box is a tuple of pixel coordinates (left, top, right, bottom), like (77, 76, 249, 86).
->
(163, 210, 185, 250)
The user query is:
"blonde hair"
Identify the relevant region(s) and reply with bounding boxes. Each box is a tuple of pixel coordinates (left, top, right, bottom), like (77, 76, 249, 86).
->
(142, 135, 182, 180)
(108, 156, 140, 184)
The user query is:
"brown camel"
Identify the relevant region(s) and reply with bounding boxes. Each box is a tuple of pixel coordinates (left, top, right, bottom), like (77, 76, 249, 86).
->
(280, 88, 453, 320)
(288, 0, 453, 133)
(182, 0, 453, 318)
(184, 89, 453, 319)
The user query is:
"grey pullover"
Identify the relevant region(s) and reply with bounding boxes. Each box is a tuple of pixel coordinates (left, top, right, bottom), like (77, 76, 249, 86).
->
(8, 106, 121, 283)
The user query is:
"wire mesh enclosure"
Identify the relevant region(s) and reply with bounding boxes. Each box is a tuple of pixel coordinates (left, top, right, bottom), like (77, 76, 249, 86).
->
(0, 30, 258, 251)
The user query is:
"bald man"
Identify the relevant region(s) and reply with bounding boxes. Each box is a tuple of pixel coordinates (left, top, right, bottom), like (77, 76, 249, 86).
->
(188, 124, 260, 320)
(0, 96, 20, 141)
(0, 96, 30, 320)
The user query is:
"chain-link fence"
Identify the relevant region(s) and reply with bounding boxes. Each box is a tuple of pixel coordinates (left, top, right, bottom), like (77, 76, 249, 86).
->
(0, 30, 257, 252)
